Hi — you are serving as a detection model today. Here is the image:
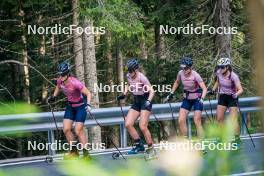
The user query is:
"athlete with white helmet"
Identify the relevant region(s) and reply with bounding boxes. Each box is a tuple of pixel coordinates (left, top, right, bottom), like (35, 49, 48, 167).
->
(209, 57, 243, 145)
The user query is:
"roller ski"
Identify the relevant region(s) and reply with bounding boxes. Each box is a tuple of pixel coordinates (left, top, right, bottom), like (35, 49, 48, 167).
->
(144, 146, 158, 160)
(112, 141, 145, 160)
(112, 144, 158, 161)
(230, 135, 243, 151)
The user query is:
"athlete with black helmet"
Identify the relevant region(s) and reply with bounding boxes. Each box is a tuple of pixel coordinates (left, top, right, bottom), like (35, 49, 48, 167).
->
(166, 57, 207, 139)
(117, 58, 156, 159)
(48, 61, 92, 159)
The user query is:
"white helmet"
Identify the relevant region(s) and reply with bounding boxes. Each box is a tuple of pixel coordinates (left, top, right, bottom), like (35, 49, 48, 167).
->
(217, 57, 231, 66)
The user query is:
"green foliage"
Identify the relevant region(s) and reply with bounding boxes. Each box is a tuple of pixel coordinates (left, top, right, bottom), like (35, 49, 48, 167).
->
(80, 0, 145, 39)
(0, 102, 39, 115)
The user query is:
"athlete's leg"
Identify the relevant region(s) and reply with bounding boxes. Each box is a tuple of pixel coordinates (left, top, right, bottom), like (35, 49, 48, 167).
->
(139, 110, 153, 146)
(125, 109, 140, 140)
(179, 99, 191, 137)
(178, 108, 189, 137)
(74, 105, 88, 146)
(229, 107, 240, 136)
(63, 119, 79, 157)
(75, 122, 88, 147)
(216, 105, 227, 123)
(193, 110, 204, 138)
(63, 119, 74, 144)
(74, 105, 91, 158)
(63, 105, 75, 144)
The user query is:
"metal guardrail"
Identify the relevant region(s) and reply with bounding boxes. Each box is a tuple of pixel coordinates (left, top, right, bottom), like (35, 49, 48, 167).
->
(0, 96, 262, 156)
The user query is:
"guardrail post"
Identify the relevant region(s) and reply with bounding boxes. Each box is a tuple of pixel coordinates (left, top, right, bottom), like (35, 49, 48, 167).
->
(241, 112, 247, 135)
(48, 130, 56, 156)
(120, 123, 127, 147)
(187, 118, 192, 139)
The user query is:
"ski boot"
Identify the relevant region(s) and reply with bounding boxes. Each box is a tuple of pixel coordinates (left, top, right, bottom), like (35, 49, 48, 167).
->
(144, 146, 158, 160)
(127, 140, 145, 155)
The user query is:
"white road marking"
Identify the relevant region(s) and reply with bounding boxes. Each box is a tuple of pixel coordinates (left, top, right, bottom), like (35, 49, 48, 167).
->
(229, 170, 264, 176)
(0, 135, 263, 167)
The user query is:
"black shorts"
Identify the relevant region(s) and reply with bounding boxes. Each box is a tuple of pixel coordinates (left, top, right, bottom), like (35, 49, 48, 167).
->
(131, 94, 152, 112)
(218, 94, 238, 108)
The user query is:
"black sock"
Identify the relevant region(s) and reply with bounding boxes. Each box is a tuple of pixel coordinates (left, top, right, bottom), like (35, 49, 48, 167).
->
(71, 145, 78, 153)
(134, 138, 141, 145)
(83, 148, 90, 156)
(148, 144, 153, 148)
(235, 135, 240, 140)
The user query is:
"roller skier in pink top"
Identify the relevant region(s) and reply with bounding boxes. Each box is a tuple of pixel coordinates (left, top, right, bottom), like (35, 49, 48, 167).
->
(48, 62, 92, 159)
(166, 57, 207, 139)
(209, 58, 243, 145)
(116, 58, 157, 159)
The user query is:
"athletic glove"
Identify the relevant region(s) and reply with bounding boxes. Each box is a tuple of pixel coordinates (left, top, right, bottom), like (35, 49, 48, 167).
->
(232, 93, 238, 99)
(166, 92, 174, 102)
(198, 98, 204, 104)
(144, 100, 152, 107)
(207, 89, 216, 95)
(47, 95, 56, 103)
(116, 94, 126, 101)
(85, 104, 92, 112)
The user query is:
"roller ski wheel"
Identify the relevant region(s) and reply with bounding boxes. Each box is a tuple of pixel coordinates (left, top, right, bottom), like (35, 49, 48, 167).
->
(112, 152, 120, 159)
(144, 148, 158, 161)
(45, 156, 53, 163)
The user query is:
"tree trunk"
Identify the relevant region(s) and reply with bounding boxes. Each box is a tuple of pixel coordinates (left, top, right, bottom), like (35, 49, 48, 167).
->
(247, 0, 264, 132)
(213, 0, 231, 58)
(155, 23, 167, 60)
(72, 0, 85, 83)
(82, 17, 101, 144)
(106, 31, 115, 102)
(12, 64, 21, 99)
(154, 23, 172, 139)
(117, 49, 124, 87)
(140, 36, 148, 60)
(111, 46, 125, 147)
(104, 31, 120, 147)
(19, 8, 30, 104)
(39, 24, 48, 103)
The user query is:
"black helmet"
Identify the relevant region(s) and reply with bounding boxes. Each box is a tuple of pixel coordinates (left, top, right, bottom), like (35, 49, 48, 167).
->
(58, 62, 70, 76)
(126, 58, 139, 72)
(180, 56, 193, 68)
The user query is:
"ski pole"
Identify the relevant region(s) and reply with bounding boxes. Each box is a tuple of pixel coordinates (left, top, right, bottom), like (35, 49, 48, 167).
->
(48, 102, 60, 139)
(168, 101, 178, 135)
(208, 97, 214, 120)
(236, 98, 255, 148)
(86, 109, 127, 160)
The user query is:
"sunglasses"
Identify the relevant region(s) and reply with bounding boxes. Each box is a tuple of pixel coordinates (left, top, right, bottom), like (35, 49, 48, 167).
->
(128, 69, 135, 73)
(60, 72, 69, 77)
(218, 65, 226, 69)
(181, 66, 190, 71)
(124, 66, 135, 73)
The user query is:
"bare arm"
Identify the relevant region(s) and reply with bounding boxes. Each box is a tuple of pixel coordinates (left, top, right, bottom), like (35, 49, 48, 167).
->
(146, 84, 155, 102)
(235, 81, 243, 96)
(81, 87, 92, 105)
(53, 85, 60, 97)
(212, 79, 219, 92)
(199, 81, 207, 99)
(123, 84, 129, 96)
(171, 78, 180, 93)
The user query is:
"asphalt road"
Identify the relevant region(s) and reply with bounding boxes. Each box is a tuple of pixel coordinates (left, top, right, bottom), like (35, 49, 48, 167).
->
(0, 135, 263, 176)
